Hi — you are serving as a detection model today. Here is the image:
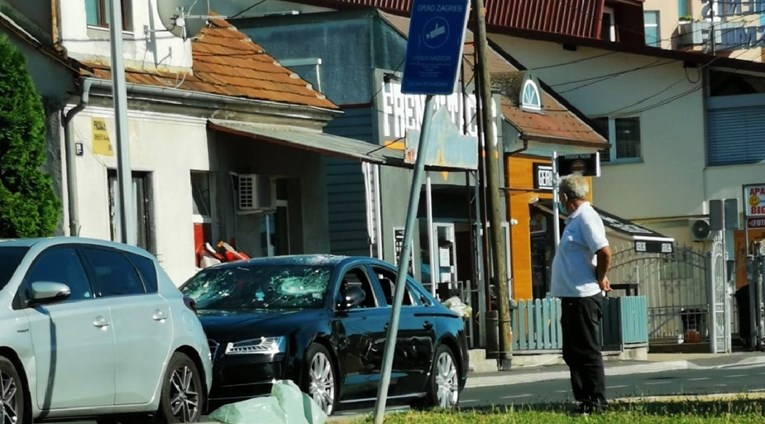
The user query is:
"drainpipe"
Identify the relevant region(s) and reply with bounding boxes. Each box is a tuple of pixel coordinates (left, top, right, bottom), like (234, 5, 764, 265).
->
(62, 79, 92, 236)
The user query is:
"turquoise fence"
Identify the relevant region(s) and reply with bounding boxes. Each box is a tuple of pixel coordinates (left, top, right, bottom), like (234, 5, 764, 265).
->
(513, 296, 648, 352)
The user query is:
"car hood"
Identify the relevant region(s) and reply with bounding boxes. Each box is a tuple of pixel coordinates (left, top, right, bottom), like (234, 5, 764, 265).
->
(196, 308, 326, 340)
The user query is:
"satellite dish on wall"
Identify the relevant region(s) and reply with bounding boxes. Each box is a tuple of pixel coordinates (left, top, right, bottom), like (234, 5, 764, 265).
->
(156, 0, 210, 39)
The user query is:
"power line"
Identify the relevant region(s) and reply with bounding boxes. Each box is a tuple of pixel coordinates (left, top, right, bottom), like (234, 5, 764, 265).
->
(227, 0, 269, 19)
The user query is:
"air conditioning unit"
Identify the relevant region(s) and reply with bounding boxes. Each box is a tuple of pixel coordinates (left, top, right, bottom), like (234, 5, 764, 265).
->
(237, 174, 276, 212)
(689, 218, 712, 241)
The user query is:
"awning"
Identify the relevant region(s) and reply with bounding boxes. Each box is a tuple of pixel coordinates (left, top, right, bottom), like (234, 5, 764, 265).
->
(209, 119, 404, 165)
(535, 201, 675, 253)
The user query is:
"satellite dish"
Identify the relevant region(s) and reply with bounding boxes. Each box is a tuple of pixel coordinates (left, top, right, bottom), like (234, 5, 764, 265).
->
(156, 0, 210, 39)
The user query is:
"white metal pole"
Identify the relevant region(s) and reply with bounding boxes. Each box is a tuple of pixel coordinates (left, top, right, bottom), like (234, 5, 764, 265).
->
(426, 175, 436, 297)
(552, 151, 560, 247)
(109, 0, 135, 245)
(373, 95, 435, 424)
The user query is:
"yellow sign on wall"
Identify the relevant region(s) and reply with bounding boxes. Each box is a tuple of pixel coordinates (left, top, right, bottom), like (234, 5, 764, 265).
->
(91, 118, 114, 156)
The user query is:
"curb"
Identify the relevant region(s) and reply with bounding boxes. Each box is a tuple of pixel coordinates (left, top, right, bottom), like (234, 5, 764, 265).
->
(613, 392, 765, 403)
(465, 360, 690, 389)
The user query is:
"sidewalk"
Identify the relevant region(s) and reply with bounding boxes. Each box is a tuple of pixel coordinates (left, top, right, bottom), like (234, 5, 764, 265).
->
(465, 351, 765, 389)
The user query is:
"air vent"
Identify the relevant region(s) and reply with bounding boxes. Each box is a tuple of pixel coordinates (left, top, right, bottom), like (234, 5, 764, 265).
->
(237, 174, 275, 211)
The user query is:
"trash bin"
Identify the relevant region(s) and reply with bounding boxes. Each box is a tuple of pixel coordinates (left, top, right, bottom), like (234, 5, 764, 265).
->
(680, 308, 706, 343)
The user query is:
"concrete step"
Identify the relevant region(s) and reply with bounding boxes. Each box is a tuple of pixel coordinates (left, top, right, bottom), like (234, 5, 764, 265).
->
(468, 349, 498, 373)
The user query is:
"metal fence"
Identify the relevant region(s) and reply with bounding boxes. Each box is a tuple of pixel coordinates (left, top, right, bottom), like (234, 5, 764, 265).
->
(609, 244, 710, 344)
(511, 296, 648, 352)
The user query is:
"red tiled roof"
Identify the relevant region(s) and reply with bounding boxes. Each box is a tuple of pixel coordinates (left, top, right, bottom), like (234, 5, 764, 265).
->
(382, 12, 606, 147)
(83, 17, 336, 110)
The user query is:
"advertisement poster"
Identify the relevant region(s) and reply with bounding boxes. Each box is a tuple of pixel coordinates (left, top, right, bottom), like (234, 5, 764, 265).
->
(91, 118, 114, 156)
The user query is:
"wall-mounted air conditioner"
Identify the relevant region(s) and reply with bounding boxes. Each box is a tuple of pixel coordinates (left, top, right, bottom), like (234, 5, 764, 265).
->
(237, 174, 276, 212)
(689, 218, 712, 241)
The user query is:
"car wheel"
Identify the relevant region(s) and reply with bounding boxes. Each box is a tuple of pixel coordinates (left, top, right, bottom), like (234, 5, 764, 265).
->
(303, 343, 337, 416)
(417, 344, 460, 409)
(157, 352, 204, 423)
(0, 355, 28, 424)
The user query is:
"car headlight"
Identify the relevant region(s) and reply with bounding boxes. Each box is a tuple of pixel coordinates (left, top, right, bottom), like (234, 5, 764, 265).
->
(224, 336, 286, 356)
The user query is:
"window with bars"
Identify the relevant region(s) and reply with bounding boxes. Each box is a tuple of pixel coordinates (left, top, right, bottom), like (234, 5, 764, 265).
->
(85, 0, 133, 31)
(594, 117, 642, 163)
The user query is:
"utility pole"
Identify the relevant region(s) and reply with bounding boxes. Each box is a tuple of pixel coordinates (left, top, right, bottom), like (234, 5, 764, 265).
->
(471, 0, 512, 370)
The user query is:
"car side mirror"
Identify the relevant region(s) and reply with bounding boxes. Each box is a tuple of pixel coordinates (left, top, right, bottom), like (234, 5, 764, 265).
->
(338, 286, 366, 310)
(29, 281, 71, 305)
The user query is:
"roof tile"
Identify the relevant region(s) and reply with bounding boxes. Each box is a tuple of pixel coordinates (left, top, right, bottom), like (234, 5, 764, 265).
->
(83, 16, 337, 110)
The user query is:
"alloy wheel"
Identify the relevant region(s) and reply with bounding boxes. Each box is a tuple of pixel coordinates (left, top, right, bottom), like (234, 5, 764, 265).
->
(1, 370, 19, 424)
(168, 365, 200, 422)
(434, 351, 459, 408)
(308, 351, 335, 415)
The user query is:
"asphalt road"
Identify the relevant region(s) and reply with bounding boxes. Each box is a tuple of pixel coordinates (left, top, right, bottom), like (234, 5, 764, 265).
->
(458, 361, 765, 407)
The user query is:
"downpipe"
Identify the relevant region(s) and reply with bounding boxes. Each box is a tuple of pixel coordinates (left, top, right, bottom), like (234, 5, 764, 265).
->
(62, 79, 92, 236)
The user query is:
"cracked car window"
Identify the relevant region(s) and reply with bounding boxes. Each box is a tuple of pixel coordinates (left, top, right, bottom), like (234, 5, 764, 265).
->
(182, 265, 331, 310)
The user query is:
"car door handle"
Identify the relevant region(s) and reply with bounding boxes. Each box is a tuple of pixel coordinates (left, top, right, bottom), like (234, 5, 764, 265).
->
(423, 321, 433, 330)
(152, 310, 168, 322)
(92, 316, 110, 329)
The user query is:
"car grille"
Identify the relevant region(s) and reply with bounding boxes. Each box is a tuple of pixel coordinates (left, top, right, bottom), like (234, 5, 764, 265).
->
(208, 339, 220, 359)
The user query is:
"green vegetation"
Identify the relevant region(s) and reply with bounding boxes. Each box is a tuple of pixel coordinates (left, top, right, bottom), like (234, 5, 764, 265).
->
(0, 35, 60, 237)
(349, 397, 765, 423)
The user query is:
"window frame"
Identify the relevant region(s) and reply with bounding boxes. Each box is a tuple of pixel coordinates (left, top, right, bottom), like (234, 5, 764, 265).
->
(520, 79, 543, 112)
(644, 11, 661, 47)
(601, 7, 617, 42)
(85, 0, 134, 32)
(595, 116, 642, 163)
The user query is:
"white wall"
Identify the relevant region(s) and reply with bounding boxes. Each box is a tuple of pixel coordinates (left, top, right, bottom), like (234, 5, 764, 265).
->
(59, 1, 192, 70)
(491, 35, 706, 221)
(63, 107, 209, 283)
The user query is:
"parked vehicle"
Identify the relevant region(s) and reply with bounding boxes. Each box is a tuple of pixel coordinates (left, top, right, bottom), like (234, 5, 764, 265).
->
(0, 237, 212, 423)
(179, 255, 469, 416)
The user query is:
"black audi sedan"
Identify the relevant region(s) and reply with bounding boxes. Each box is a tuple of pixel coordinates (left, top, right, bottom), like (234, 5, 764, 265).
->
(179, 255, 468, 415)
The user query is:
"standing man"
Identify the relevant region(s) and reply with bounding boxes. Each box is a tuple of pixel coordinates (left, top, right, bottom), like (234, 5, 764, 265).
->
(551, 173, 612, 414)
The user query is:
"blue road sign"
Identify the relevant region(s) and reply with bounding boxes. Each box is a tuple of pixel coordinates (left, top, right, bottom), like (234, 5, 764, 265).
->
(401, 0, 470, 95)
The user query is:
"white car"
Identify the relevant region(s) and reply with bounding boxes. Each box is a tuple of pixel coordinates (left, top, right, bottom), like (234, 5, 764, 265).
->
(0, 237, 212, 423)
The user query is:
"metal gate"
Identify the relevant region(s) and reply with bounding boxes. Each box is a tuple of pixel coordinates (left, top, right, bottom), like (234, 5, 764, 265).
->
(609, 244, 709, 344)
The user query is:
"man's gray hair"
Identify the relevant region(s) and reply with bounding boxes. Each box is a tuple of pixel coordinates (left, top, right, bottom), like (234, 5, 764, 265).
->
(559, 173, 589, 200)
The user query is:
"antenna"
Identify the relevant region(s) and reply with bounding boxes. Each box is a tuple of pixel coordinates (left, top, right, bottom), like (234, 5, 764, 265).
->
(156, 0, 214, 39)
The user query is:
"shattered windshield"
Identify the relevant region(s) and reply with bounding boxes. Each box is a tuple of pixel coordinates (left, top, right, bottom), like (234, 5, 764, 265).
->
(181, 264, 332, 310)
(0, 247, 29, 292)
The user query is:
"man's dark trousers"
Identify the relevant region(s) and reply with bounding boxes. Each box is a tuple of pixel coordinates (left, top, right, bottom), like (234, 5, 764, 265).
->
(561, 294, 607, 408)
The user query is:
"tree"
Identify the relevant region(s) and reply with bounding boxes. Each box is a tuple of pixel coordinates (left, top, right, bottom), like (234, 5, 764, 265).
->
(0, 35, 60, 237)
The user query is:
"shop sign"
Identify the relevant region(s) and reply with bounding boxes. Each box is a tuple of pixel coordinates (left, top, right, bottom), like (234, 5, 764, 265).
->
(533, 164, 553, 191)
(743, 183, 765, 216)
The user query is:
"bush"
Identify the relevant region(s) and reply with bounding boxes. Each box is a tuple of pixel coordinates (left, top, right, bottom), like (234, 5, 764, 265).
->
(0, 34, 60, 237)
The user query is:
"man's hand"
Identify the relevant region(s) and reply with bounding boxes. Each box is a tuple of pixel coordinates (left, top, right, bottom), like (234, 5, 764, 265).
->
(599, 275, 611, 292)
